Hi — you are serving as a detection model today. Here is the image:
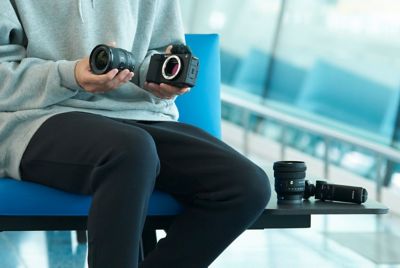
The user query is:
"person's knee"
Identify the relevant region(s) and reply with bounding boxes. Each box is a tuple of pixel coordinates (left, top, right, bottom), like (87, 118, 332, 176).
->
(105, 127, 158, 167)
(92, 127, 160, 191)
(232, 160, 271, 214)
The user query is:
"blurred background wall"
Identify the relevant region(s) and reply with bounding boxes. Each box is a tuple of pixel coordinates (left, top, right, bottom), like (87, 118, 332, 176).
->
(179, 0, 400, 213)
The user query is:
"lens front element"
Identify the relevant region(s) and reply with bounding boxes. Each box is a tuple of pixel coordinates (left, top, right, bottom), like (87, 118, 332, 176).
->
(95, 50, 109, 70)
(89, 44, 112, 75)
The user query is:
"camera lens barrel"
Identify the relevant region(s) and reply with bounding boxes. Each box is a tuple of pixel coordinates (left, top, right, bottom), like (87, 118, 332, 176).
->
(90, 44, 135, 75)
(273, 161, 306, 204)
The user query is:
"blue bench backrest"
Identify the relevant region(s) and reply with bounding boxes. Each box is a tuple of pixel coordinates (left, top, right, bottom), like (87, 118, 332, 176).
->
(177, 34, 221, 138)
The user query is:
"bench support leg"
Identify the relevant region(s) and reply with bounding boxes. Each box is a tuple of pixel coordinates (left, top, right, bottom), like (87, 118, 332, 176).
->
(76, 230, 87, 244)
(141, 224, 158, 258)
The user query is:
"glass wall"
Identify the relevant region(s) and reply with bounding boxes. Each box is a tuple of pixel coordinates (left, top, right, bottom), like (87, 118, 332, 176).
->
(271, 0, 400, 182)
(179, 0, 400, 190)
(180, 0, 282, 98)
(274, 0, 400, 136)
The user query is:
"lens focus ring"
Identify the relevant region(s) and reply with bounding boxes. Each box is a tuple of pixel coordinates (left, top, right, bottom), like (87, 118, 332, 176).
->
(273, 171, 306, 179)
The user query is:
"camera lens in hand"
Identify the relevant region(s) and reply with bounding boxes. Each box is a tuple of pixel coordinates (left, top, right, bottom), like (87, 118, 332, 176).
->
(273, 161, 306, 204)
(89, 44, 136, 75)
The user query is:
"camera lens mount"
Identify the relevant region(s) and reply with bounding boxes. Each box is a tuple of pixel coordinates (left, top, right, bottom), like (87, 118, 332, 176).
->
(161, 55, 182, 80)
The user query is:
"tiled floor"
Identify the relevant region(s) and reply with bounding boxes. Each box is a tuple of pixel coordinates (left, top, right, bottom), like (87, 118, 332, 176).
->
(1, 214, 399, 268)
(211, 214, 400, 268)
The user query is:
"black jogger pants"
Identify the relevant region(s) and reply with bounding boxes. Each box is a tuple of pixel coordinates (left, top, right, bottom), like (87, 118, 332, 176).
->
(19, 111, 271, 268)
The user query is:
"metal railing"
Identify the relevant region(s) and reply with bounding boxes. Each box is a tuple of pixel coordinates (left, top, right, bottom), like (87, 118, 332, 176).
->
(221, 91, 400, 202)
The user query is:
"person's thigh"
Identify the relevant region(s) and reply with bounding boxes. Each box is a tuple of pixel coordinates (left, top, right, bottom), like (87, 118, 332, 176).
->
(125, 120, 270, 200)
(20, 111, 157, 195)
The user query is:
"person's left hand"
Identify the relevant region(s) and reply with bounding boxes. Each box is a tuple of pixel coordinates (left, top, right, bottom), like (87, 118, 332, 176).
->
(144, 45, 190, 99)
(144, 82, 190, 99)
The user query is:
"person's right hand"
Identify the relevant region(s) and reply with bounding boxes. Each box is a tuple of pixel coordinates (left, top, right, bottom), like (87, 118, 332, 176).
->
(74, 57, 134, 93)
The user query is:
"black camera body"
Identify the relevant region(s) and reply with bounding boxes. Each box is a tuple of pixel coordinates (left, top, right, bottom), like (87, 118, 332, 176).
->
(273, 161, 368, 205)
(146, 53, 199, 88)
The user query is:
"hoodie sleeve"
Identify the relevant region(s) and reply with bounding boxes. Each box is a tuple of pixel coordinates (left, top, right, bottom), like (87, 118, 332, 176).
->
(133, 0, 185, 89)
(0, 2, 81, 112)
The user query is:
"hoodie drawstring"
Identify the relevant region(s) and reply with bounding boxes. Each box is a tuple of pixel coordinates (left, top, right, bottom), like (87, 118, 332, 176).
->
(78, 0, 84, 23)
(78, 0, 96, 23)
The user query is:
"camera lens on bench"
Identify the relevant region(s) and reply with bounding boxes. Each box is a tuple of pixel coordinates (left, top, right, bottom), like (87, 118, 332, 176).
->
(273, 161, 306, 204)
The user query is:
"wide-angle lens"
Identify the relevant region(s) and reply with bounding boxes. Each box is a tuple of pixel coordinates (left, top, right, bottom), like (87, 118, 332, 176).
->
(273, 161, 306, 204)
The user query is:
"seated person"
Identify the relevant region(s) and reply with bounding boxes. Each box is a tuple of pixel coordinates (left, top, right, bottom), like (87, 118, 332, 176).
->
(0, 1, 271, 267)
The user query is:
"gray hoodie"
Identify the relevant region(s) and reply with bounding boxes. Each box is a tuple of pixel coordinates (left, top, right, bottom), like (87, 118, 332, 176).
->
(0, 0, 185, 179)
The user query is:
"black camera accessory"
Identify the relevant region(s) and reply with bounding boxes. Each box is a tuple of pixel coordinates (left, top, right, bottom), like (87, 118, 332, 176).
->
(273, 161, 307, 205)
(89, 44, 136, 75)
(304, 180, 368, 204)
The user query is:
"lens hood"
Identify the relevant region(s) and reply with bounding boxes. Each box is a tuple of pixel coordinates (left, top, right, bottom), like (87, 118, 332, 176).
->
(273, 161, 306, 172)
